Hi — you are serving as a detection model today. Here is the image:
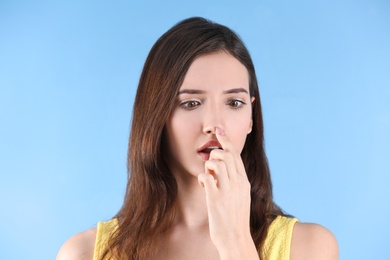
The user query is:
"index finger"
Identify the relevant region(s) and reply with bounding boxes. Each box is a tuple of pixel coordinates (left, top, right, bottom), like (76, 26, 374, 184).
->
(215, 127, 235, 152)
(215, 127, 246, 176)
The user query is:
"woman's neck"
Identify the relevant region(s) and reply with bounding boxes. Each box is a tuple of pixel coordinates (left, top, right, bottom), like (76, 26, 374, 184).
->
(172, 171, 209, 229)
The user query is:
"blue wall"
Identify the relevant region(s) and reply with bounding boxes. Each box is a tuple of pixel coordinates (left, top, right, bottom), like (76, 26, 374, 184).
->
(1, 1, 389, 259)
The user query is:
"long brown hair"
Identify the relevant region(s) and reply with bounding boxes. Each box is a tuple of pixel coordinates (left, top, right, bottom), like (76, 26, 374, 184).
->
(102, 17, 284, 259)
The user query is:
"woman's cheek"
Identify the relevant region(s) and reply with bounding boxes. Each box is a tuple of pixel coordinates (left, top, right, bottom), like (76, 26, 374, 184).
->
(227, 115, 252, 152)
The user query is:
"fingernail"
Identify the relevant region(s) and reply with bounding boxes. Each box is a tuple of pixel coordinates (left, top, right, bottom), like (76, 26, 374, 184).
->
(216, 127, 225, 136)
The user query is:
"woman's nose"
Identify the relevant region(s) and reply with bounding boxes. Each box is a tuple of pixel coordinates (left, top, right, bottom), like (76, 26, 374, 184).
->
(202, 109, 224, 135)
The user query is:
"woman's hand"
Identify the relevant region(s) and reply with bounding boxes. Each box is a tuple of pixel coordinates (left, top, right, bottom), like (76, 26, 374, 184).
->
(198, 127, 259, 260)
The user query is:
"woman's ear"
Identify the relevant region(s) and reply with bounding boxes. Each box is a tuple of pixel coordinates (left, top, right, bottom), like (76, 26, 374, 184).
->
(248, 120, 253, 134)
(248, 97, 255, 134)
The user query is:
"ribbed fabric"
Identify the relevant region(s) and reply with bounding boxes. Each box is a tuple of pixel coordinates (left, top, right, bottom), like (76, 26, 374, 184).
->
(93, 215, 298, 260)
(93, 218, 118, 260)
(261, 216, 299, 260)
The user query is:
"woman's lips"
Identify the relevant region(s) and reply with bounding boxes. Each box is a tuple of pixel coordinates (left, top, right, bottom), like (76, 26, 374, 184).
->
(198, 151, 211, 160)
(197, 140, 222, 161)
(198, 146, 222, 161)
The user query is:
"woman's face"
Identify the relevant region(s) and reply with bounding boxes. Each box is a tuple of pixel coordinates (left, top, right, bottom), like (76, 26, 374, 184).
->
(165, 51, 254, 179)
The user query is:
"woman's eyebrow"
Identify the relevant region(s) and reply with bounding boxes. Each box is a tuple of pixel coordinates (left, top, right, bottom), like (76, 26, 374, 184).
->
(223, 88, 249, 94)
(178, 89, 206, 95)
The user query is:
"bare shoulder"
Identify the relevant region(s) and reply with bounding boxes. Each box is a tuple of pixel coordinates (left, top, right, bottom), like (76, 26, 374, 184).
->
(291, 222, 339, 260)
(56, 227, 97, 260)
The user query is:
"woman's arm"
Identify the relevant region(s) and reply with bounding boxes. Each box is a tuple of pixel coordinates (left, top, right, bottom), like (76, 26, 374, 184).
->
(197, 128, 258, 260)
(291, 223, 339, 260)
(56, 228, 97, 260)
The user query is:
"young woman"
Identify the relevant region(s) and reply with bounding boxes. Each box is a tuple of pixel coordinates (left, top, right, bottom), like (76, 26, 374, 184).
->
(57, 17, 338, 260)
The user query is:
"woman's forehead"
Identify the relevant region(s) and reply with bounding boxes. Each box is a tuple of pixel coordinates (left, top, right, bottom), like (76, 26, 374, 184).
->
(180, 52, 250, 92)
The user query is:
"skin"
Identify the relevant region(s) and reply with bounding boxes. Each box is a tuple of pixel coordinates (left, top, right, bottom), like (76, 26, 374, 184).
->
(57, 52, 338, 260)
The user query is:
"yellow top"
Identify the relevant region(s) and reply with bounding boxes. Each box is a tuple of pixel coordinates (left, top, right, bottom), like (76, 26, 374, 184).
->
(261, 215, 299, 259)
(93, 215, 298, 260)
(93, 218, 118, 260)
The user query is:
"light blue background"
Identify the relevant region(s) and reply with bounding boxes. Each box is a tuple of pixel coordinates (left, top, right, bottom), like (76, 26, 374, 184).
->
(1, 1, 389, 259)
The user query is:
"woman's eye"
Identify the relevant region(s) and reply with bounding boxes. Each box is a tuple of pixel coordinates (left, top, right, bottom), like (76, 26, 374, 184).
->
(180, 100, 201, 110)
(227, 99, 246, 109)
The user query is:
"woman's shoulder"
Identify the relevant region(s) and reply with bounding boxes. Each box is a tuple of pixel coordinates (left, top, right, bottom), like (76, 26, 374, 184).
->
(291, 222, 339, 260)
(56, 227, 97, 260)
